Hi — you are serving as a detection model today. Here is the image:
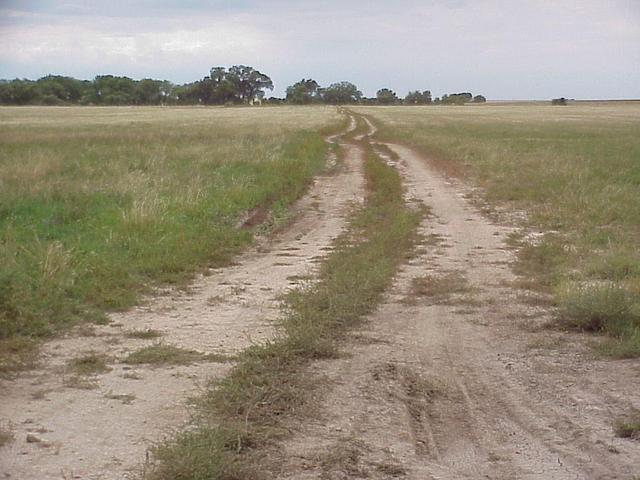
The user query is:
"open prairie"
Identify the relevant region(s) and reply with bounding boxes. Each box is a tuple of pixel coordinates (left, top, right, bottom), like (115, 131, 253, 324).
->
(356, 102, 640, 355)
(2, 104, 640, 480)
(0, 106, 341, 371)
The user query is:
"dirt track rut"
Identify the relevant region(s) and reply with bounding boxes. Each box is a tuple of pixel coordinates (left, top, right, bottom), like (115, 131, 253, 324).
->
(0, 121, 364, 480)
(276, 119, 640, 479)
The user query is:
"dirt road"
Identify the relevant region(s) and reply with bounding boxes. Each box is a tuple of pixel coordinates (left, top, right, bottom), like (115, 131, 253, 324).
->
(0, 121, 364, 480)
(275, 119, 640, 479)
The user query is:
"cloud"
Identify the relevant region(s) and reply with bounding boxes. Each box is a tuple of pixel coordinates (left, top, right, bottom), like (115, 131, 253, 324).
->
(1, 0, 639, 99)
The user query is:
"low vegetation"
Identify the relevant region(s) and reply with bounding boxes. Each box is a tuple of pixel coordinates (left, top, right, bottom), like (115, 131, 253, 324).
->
(406, 271, 471, 304)
(0, 106, 340, 372)
(357, 103, 640, 355)
(615, 412, 640, 440)
(125, 329, 163, 339)
(123, 344, 218, 366)
(142, 120, 422, 479)
(0, 423, 14, 448)
(66, 352, 112, 376)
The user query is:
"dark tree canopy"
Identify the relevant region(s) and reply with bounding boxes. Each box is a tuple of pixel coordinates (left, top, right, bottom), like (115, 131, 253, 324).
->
(376, 88, 398, 105)
(286, 78, 320, 104)
(320, 82, 363, 104)
(472, 95, 487, 103)
(404, 90, 432, 105)
(441, 92, 473, 105)
(0, 66, 274, 106)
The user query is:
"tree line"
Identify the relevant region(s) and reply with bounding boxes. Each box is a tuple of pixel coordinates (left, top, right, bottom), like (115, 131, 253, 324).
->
(0, 66, 486, 106)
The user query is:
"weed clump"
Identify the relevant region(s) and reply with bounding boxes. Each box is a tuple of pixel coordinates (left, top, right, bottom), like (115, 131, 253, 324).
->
(67, 352, 112, 376)
(615, 412, 640, 440)
(124, 344, 205, 366)
(557, 283, 639, 335)
(125, 329, 163, 339)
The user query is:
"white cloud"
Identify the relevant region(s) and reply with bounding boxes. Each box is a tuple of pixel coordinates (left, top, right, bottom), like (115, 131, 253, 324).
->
(1, 0, 638, 98)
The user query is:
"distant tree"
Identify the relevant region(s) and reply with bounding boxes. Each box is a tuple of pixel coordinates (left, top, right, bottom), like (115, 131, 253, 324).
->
(404, 90, 432, 105)
(552, 97, 568, 105)
(90, 75, 137, 105)
(37, 75, 87, 103)
(376, 88, 398, 105)
(286, 78, 320, 104)
(0, 67, 271, 106)
(226, 65, 273, 103)
(472, 95, 486, 103)
(136, 78, 173, 105)
(320, 82, 362, 104)
(441, 92, 473, 105)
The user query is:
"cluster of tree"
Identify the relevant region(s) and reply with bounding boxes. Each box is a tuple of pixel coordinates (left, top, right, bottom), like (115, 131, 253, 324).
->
(0, 68, 487, 107)
(0, 75, 176, 106)
(436, 92, 486, 105)
(551, 97, 568, 105)
(0, 66, 274, 106)
(285, 79, 362, 105)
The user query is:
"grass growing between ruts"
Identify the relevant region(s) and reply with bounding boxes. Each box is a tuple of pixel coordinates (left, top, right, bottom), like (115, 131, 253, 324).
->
(356, 103, 640, 356)
(0, 106, 341, 374)
(143, 123, 422, 480)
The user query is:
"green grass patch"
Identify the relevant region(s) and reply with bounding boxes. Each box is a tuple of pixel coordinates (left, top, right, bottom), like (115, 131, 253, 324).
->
(0, 106, 341, 370)
(142, 121, 422, 479)
(356, 103, 640, 355)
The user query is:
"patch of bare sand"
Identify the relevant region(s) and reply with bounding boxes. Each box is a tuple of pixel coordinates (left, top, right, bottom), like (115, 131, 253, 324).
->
(275, 124, 640, 479)
(0, 121, 364, 480)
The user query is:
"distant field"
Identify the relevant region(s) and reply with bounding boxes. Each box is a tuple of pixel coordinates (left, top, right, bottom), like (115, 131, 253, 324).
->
(0, 106, 341, 369)
(356, 102, 640, 355)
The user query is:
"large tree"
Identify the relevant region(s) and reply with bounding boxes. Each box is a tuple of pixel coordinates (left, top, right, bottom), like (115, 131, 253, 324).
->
(320, 81, 362, 104)
(286, 78, 320, 104)
(376, 88, 398, 105)
(404, 90, 432, 105)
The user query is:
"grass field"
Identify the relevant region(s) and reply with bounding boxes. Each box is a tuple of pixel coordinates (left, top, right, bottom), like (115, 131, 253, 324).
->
(0, 106, 341, 372)
(355, 103, 640, 355)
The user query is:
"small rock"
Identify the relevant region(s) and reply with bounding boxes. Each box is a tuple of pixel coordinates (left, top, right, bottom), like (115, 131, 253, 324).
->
(26, 434, 41, 443)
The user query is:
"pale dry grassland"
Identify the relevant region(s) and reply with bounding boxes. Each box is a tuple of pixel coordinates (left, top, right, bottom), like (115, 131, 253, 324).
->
(0, 106, 341, 372)
(356, 102, 640, 355)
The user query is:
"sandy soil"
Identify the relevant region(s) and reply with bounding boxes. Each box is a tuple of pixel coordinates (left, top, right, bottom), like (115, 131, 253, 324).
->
(0, 120, 364, 480)
(274, 120, 640, 479)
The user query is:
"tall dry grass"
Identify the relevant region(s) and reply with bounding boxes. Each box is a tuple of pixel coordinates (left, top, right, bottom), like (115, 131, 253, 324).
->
(0, 106, 341, 372)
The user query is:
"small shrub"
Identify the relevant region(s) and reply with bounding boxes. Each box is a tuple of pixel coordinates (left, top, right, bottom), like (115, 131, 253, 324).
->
(125, 329, 163, 339)
(0, 423, 14, 447)
(124, 344, 205, 366)
(615, 412, 640, 440)
(556, 283, 639, 335)
(67, 352, 112, 375)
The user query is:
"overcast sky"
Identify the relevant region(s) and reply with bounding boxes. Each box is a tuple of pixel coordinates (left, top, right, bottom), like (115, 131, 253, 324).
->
(1, 0, 639, 99)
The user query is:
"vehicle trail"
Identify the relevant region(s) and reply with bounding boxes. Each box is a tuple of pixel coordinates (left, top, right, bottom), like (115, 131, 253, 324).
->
(0, 116, 364, 480)
(276, 115, 640, 479)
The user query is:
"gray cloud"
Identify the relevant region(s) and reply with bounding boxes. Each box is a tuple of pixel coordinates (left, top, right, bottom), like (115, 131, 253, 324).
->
(1, 0, 639, 99)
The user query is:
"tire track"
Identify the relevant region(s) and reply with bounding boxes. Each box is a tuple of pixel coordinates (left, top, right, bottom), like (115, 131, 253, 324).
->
(275, 116, 640, 480)
(0, 118, 364, 480)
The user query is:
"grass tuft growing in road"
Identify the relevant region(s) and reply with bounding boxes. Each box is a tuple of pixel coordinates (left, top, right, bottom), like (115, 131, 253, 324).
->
(142, 119, 422, 480)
